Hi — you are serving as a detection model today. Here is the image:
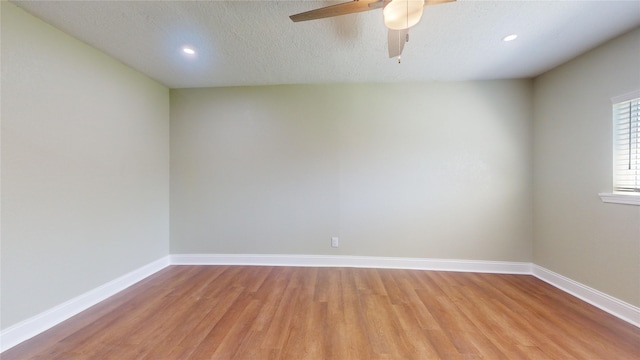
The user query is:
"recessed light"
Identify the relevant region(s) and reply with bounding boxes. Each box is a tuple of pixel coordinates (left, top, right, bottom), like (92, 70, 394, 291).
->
(502, 34, 518, 42)
(182, 47, 196, 55)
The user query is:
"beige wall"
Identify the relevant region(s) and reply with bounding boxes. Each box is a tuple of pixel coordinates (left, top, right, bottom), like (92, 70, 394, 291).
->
(1, 2, 170, 329)
(533, 28, 640, 306)
(171, 81, 534, 261)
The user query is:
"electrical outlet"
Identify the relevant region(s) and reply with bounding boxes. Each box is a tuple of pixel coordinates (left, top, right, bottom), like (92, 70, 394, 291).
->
(331, 236, 339, 248)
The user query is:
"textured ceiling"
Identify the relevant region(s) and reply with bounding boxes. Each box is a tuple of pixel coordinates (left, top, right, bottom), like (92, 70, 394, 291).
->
(11, 0, 640, 89)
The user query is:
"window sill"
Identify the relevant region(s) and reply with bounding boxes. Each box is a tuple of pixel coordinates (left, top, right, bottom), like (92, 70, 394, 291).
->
(598, 193, 640, 206)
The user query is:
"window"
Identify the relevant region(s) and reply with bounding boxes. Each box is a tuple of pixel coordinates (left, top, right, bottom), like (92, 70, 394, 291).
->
(600, 90, 640, 205)
(613, 92, 639, 192)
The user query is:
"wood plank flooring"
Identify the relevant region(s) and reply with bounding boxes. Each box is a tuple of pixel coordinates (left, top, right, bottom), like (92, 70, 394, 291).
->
(3, 266, 639, 359)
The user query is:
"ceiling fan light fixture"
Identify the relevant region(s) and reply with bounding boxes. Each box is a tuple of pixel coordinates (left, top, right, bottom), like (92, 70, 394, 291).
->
(383, 0, 424, 30)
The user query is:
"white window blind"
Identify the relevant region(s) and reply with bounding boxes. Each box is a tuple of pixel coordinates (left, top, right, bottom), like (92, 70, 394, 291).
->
(613, 92, 640, 193)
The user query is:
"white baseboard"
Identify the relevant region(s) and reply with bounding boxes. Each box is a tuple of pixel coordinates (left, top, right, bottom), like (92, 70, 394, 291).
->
(3, 254, 638, 354)
(531, 265, 640, 328)
(169, 253, 532, 274)
(0, 256, 170, 353)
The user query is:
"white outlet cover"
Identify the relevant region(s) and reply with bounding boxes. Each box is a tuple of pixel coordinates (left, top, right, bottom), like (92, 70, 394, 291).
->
(331, 237, 339, 248)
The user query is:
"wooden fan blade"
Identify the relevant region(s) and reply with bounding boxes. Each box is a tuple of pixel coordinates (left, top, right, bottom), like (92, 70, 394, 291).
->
(290, 0, 383, 22)
(388, 28, 408, 58)
(425, 0, 456, 6)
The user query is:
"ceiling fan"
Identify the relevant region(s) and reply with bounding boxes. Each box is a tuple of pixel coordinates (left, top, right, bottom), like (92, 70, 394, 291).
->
(290, 0, 456, 61)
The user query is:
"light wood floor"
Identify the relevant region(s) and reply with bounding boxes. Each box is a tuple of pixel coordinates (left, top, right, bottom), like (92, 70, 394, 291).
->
(3, 266, 639, 359)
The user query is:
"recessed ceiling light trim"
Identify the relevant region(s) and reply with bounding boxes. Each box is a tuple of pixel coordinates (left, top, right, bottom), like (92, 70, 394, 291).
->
(502, 34, 518, 42)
